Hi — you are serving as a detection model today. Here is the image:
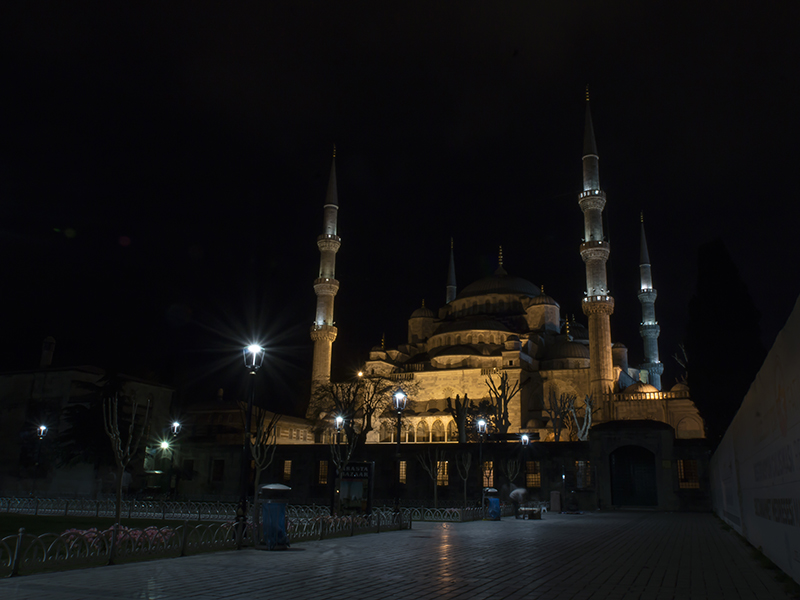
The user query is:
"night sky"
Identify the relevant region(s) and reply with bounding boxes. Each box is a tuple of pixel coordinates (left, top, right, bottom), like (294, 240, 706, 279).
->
(2, 4, 798, 414)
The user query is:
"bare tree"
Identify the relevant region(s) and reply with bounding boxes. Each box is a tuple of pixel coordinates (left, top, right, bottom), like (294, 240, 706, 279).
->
(249, 406, 281, 496)
(455, 451, 472, 508)
(308, 375, 402, 449)
(567, 395, 595, 441)
(484, 372, 520, 435)
(445, 394, 470, 443)
(673, 344, 689, 385)
(417, 448, 446, 508)
(103, 392, 151, 523)
(542, 391, 572, 442)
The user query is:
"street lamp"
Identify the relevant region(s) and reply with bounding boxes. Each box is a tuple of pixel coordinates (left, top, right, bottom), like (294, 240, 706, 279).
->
(238, 344, 265, 547)
(392, 388, 407, 510)
(37, 425, 48, 439)
(477, 418, 488, 517)
(32, 424, 48, 497)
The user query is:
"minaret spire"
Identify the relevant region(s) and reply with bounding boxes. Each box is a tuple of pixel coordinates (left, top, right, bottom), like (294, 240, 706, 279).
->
(446, 238, 457, 304)
(638, 213, 663, 389)
(310, 147, 341, 395)
(579, 93, 616, 397)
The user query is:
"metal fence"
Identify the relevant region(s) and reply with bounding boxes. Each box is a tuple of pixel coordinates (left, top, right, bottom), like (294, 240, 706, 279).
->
(0, 521, 253, 577)
(0, 497, 237, 521)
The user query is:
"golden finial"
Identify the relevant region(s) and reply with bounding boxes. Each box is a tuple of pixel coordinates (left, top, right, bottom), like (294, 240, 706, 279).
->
(450, 237, 454, 250)
(540, 284, 545, 294)
(498, 245, 504, 267)
(640, 210, 644, 223)
(332, 144, 336, 158)
(565, 315, 571, 337)
(381, 332, 385, 350)
(585, 85, 590, 102)
(421, 299, 426, 308)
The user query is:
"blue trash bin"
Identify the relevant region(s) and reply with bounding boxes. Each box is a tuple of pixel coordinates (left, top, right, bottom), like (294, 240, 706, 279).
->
(488, 497, 501, 520)
(262, 501, 289, 550)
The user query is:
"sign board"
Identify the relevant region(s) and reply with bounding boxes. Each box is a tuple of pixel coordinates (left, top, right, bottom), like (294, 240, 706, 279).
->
(331, 461, 374, 515)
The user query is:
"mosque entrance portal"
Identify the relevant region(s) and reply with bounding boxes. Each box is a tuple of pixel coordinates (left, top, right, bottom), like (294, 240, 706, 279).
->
(610, 445, 657, 506)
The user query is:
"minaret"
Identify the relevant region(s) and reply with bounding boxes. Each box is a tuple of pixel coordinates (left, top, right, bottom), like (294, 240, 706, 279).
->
(446, 238, 457, 304)
(638, 213, 664, 389)
(579, 90, 616, 397)
(310, 148, 340, 389)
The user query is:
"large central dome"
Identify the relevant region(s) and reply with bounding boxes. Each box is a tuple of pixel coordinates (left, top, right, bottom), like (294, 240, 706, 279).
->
(457, 266, 540, 299)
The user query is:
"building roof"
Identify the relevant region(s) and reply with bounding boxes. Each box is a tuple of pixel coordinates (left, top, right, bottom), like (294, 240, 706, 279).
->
(456, 267, 540, 300)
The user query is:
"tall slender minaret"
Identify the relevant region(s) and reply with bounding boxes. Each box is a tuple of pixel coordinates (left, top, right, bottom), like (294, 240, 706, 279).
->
(638, 213, 663, 389)
(579, 91, 616, 397)
(310, 148, 340, 389)
(446, 238, 457, 304)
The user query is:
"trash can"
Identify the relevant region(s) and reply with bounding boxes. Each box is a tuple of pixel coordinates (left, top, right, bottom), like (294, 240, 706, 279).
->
(258, 484, 291, 550)
(485, 487, 501, 521)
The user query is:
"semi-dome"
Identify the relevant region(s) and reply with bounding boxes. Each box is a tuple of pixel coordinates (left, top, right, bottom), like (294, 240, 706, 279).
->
(624, 381, 660, 394)
(457, 267, 540, 300)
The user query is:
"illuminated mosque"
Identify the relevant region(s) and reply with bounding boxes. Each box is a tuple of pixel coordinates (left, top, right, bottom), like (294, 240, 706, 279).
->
(308, 99, 705, 444)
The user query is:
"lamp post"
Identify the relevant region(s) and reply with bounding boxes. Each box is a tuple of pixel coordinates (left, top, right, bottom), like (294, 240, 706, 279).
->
(165, 422, 181, 498)
(477, 418, 488, 517)
(333, 415, 345, 514)
(238, 344, 265, 546)
(32, 425, 47, 497)
(392, 388, 407, 510)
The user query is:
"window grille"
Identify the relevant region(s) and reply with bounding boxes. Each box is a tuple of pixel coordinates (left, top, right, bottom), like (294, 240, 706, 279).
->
(318, 460, 328, 485)
(483, 461, 493, 487)
(525, 461, 541, 488)
(283, 460, 292, 483)
(399, 460, 407, 484)
(437, 461, 449, 486)
(678, 459, 700, 489)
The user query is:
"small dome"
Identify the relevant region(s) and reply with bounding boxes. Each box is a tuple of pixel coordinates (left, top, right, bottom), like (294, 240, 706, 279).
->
(410, 303, 435, 319)
(371, 345, 384, 352)
(529, 293, 559, 307)
(671, 382, 690, 393)
(624, 381, 660, 394)
(549, 339, 590, 359)
(506, 334, 520, 341)
(613, 342, 627, 349)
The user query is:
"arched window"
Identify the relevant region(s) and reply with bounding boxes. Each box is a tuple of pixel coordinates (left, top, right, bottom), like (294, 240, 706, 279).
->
(447, 420, 458, 441)
(404, 423, 415, 443)
(416, 421, 430, 443)
(432, 420, 445, 442)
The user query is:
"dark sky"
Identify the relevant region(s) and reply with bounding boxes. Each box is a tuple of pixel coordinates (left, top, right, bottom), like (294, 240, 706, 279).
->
(2, 3, 798, 414)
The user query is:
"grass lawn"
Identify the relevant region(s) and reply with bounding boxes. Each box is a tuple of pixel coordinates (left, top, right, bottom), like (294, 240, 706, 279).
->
(0, 514, 195, 539)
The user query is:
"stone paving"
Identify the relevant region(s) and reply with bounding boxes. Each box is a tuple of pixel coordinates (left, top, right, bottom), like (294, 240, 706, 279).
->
(0, 511, 792, 600)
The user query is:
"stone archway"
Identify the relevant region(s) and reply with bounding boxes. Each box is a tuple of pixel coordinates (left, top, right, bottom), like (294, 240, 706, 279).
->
(609, 445, 657, 506)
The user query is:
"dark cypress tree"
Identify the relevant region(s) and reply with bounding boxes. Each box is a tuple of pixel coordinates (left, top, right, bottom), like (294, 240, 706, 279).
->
(684, 239, 766, 448)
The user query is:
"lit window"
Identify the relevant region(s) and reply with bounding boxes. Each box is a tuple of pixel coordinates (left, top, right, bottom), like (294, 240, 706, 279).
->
(437, 461, 449, 486)
(399, 460, 407, 484)
(678, 460, 700, 489)
(526, 461, 541, 488)
(318, 460, 328, 485)
(483, 461, 493, 488)
(283, 460, 292, 483)
(576, 461, 592, 489)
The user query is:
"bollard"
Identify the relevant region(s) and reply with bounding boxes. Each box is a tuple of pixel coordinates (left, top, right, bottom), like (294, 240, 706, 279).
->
(34, 498, 39, 516)
(376, 512, 380, 534)
(180, 520, 191, 557)
(96, 500, 100, 518)
(128, 501, 133, 519)
(9, 528, 25, 577)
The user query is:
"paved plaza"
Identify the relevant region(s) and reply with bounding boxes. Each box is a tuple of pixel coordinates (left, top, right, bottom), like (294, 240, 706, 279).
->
(0, 511, 792, 600)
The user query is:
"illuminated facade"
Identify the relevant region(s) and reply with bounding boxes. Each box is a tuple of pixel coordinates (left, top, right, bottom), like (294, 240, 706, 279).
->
(310, 101, 705, 443)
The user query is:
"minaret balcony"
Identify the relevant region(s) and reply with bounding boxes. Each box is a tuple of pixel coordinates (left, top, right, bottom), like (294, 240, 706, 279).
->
(317, 235, 341, 252)
(582, 295, 615, 315)
(310, 323, 338, 342)
(638, 289, 658, 302)
(580, 240, 610, 262)
(579, 189, 604, 199)
(314, 278, 340, 296)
